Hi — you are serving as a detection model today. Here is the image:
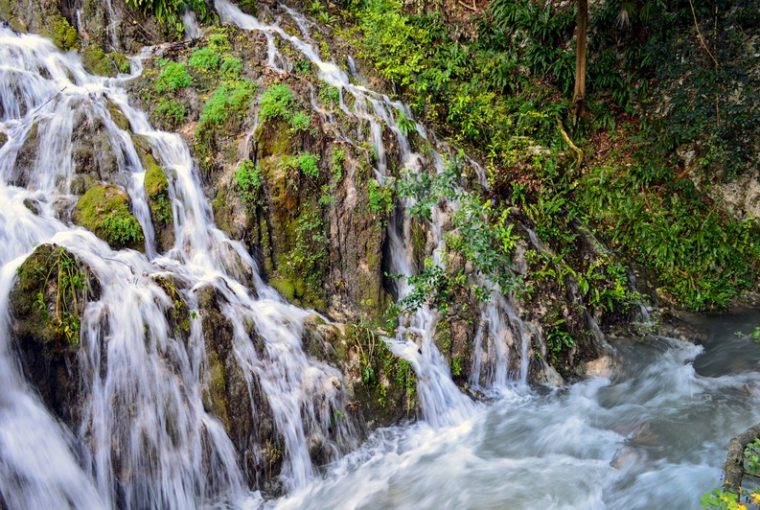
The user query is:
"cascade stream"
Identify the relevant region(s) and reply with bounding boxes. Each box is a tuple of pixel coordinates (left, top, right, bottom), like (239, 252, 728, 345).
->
(0, 3, 758, 509)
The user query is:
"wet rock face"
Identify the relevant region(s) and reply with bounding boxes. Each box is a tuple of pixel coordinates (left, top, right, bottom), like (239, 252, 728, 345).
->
(196, 284, 284, 494)
(8, 244, 99, 427)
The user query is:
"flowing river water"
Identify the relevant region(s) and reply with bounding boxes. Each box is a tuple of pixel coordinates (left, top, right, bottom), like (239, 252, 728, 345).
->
(0, 2, 758, 509)
(267, 312, 760, 509)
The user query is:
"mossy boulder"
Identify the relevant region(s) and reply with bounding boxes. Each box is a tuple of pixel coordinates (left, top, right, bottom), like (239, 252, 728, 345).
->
(82, 43, 130, 77)
(73, 184, 145, 251)
(302, 317, 416, 429)
(8, 244, 99, 426)
(0, 131, 7, 149)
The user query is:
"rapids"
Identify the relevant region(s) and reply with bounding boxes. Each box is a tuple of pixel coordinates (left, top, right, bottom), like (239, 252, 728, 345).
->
(267, 313, 760, 510)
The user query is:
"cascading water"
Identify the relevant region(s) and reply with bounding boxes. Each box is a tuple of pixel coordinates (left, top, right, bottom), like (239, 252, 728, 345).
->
(0, 23, 355, 508)
(2, 3, 756, 509)
(213, 0, 541, 425)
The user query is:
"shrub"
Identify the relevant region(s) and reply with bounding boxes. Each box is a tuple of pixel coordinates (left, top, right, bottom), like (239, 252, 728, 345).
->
(153, 99, 187, 127)
(296, 153, 320, 178)
(220, 56, 243, 78)
(154, 62, 191, 93)
(189, 47, 221, 71)
(259, 83, 296, 122)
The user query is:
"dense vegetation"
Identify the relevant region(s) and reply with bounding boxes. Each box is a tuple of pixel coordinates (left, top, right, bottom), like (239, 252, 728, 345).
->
(320, 0, 760, 312)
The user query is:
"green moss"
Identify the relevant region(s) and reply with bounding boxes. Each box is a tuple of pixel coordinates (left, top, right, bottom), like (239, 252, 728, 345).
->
(0, 131, 7, 149)
(270, 277, 303, 302)
(46, 15, 78, 51)
(82, 44, 130, 77)
(10, 244, 91, 347)
(73, 184, 145, 251)
(152, 275, 191, 334)
(106, 101, 131, 131)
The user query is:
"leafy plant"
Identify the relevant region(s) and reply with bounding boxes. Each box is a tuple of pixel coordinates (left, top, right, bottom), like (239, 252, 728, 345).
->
(296, 152, 320, 178)
(189, 47, 221, 71)
(235, 160, 262, 204)
(259, 83, 296, 122)
(368, 179, 394, 215)
(154, 62, 191, 93)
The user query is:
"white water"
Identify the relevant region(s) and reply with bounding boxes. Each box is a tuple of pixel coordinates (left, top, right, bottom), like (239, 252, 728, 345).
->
(0, 24, 354, 508)
(270, 317, 760, 509)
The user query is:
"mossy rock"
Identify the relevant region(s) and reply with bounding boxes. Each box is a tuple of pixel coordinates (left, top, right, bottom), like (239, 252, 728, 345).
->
(9, 244, 99, 427)
(10, 244, 97, 347)
(82, 44, 130, 77)
(44, 15, 79, 51)
(73, 183, 145, 251)
(106, 101, 131, 131)
(135, 137, 175, 252)
(152, 275, 190, 337)
(0, 131, 7, 149)
(196, 284, 284, 492)
(343, 323, 417, 427)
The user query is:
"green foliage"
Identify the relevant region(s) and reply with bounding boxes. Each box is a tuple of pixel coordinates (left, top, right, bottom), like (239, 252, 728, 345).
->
(124, 0, 209, 31)
(368, 179, 394, 215)
(396, 164, 459, 221)
(546, 320, 575, 363)
(319, 84, 341, 107)
(153, 99, 187, 128)
(259, 83, 296, 122)
(396, 110, 417, 136)
(198, 80, 256, 127)
(220, 56, 244, 78)
(235, 160, 262, 204)
(284, 210, 327, 288)
(744, 438, 760, 476)
(154, 62, 191, 93)
(330, 148, 346, 183)
(296, 152, 320, 178)
(207, 32, 231, 53)
(289, 112, 311, 133)
(189, 47, 221, 71)
(399, 259, 462, 314)
(447, 195, 521, 296)
(578, 162, 760, 310)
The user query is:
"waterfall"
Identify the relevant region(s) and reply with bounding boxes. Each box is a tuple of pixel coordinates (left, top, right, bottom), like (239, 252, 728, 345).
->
(214, 0, 541, 418)
(0, 24, 354, 507)
(0, 1, 553, 506)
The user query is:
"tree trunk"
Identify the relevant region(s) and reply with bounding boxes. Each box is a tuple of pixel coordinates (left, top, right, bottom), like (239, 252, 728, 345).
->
(572, 0, 588, 117)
